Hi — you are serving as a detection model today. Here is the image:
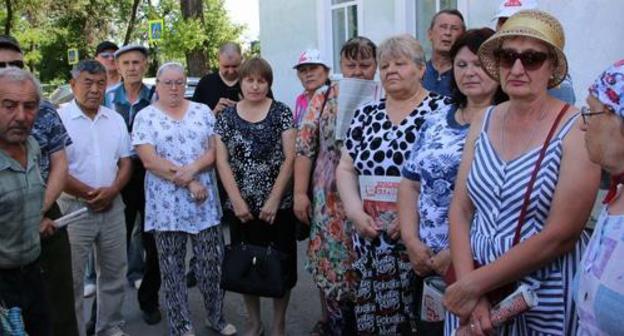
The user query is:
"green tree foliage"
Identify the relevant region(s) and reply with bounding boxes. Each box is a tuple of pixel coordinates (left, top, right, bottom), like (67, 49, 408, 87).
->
(0, 0, 244, 83)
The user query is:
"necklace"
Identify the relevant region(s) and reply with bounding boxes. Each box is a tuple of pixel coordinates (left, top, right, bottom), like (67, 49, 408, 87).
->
(500, 106, 547, 161)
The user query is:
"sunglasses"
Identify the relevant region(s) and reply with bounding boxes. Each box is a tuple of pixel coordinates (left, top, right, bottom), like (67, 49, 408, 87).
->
(0, 60, 24, 69)
(493, 48, 550, 71)
(98, 52, 115, 59)
(580, 106, 607, 125)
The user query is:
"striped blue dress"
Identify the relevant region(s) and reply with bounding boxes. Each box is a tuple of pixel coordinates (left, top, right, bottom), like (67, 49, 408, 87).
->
(445, 107, 588, 335)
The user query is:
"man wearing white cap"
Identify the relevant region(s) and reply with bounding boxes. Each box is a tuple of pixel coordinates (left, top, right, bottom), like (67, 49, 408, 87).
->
(293, 49, 330, 127)
(101, 44, 162, 329)
(492, 0, 576, 104)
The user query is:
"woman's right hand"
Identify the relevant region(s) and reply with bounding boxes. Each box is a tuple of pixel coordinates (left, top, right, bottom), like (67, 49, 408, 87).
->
(232, 198, 254, 223)
(293, 193, 311, 225)
(352, 210, 380, 239)
(188, 180, 207, 203)
(406, 239, 434, 276)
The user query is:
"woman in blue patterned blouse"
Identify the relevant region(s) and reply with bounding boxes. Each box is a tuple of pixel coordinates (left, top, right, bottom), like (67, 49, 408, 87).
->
(133, 63, 235, 336)
(397, 28, 506, 335)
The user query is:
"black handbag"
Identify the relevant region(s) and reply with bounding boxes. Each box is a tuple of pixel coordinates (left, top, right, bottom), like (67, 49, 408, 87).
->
(221, 241, 289, 298)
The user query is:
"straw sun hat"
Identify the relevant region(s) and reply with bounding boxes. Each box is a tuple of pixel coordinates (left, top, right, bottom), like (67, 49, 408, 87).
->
(478, 9, 568, 88)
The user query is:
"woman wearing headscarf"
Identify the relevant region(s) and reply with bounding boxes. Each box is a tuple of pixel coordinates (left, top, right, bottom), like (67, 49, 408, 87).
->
(443, 10, 600, 335)
(575, 59, 624, 336)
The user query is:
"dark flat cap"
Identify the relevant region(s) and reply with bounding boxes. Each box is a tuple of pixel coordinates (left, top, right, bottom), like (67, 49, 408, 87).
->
(0, 35, 22, 53)
(95, 41, 119, 56)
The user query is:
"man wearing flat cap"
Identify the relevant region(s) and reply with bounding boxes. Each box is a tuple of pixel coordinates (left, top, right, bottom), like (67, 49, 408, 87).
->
(103, 44, 162, 327)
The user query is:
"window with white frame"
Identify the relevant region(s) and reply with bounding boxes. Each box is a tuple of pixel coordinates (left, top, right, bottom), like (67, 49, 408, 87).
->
(415, 0, 458, 57)
(331, 0, 359, 71)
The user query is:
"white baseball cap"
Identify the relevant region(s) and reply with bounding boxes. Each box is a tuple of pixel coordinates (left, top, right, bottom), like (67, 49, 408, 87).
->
(293, 49, 330, 69)
(493, 0, 538, 20)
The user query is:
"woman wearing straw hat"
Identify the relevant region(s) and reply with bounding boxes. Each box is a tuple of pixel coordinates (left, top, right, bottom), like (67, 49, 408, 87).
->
(443, 10, 600, 335)
(574, 59, 624, 336)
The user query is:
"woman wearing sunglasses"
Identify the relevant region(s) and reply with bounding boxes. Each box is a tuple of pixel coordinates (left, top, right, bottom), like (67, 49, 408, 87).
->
(574, 59, 624, 336)
(443, 10, 600, 335)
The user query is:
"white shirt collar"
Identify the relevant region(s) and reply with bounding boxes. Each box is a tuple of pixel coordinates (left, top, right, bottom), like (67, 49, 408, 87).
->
(69, 99, 110, 120)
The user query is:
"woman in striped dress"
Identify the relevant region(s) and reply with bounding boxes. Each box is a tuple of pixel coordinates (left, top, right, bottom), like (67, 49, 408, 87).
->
(443, 10, 600, 335)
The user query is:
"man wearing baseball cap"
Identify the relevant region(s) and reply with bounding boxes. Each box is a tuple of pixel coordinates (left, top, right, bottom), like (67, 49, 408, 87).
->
(492, 0, 576, 104)
(293, 49, 330, 127)
(94, 41, 121, 88)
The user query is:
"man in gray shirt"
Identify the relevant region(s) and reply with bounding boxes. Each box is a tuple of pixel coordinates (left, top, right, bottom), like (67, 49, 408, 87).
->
(0, 67, 53, 335)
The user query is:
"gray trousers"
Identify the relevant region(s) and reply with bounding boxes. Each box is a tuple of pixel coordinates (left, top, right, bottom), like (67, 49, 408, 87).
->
(59, 195, 128, 336)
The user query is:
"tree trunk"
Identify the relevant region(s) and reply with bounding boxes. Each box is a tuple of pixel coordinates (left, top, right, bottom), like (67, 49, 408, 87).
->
(124, 0, 141, 46)
(4, 0, 12, 35)
(180, 0, 209, 77)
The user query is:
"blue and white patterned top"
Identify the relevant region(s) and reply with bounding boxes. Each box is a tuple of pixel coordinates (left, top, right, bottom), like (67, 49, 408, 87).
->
(31, 100, 72, 182)
(132, 102, 221, 233)
(575, 210, 624, 336)
(402, 105, 467, 253)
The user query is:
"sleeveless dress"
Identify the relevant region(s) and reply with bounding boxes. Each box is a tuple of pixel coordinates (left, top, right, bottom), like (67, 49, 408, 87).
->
(444, 107, 588, 336)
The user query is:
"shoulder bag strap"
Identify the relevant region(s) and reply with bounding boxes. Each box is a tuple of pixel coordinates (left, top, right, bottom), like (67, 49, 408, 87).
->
(511, 104, 570, 246)
(318, 80, 332, 115)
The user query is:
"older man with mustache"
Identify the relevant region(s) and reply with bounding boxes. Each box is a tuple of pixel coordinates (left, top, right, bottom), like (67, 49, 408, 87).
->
(0, 66, 54, 336)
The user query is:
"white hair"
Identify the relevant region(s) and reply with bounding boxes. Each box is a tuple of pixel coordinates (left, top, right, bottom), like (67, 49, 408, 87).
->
(0, 67, 42, 103)
(156, 62, 186, 79)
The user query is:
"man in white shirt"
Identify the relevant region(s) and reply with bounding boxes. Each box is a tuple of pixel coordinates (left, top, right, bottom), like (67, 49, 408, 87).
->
(58, 59, 132, 336)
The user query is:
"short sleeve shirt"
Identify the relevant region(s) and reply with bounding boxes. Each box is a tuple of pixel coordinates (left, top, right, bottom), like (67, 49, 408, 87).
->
(58, 101, 132, 188)
(132, 102, 221, 233)
(401, 105, 468, 253)
(215, 101, 294, 214)
(345, 93, 452, 177)
(31, 100, 72, 181)
(423, 61, 453, 97)
(0, 137, 45, 268)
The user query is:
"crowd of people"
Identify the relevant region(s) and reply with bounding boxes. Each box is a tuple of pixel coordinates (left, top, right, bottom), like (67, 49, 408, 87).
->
(1, 1, 623, 336)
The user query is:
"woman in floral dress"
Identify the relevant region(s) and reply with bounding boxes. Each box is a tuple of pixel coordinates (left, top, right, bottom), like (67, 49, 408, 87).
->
(294, 36, 377, 335)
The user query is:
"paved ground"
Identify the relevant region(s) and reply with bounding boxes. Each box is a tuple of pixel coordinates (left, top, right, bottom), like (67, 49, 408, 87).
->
(84, 228, 321, 336)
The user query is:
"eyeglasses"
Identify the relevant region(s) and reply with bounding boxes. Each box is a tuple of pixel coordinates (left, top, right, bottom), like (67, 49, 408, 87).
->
(493, 48, 550, 71)
(98, 52, 115, 59)
(158, 79, 186, 88)
(0, 60, 24, 69)
(580, 106, 607, 125)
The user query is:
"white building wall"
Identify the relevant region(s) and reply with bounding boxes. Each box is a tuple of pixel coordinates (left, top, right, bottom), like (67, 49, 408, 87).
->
(261, 0, 624, 106)
(360, 0, 396, 45)
(259, 0, 318, 105)
(540, 0, 624, 103)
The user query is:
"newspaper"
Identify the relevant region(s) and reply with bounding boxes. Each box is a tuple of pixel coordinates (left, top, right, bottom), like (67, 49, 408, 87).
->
(53, 207, 88, 228)
(358, 175, 401, 232)
(421, 276, 447, 322)
(335, 78, 381, 141)
(451, 285, 538, 335)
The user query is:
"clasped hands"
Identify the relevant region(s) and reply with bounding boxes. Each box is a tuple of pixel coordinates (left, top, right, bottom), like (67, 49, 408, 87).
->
(170, 164, 207, 203)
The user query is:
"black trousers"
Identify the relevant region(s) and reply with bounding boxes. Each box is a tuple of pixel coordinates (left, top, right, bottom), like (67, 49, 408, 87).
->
(40, 202, 79, 336)
(0, 260, 52, 336)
